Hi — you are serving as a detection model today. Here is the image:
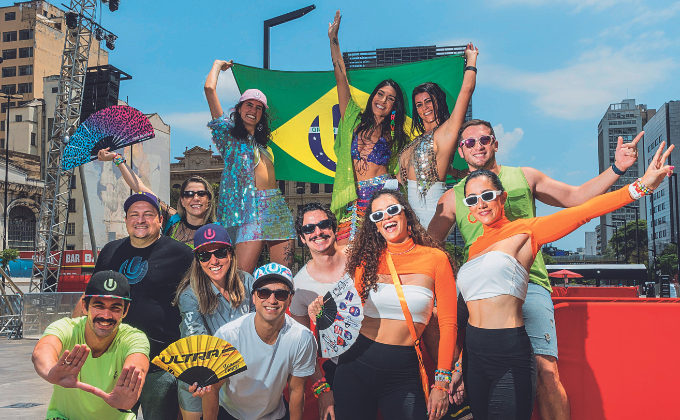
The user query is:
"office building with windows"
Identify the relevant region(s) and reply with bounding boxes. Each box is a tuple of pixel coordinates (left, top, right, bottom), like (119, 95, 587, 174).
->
(596, 99, 654, 254)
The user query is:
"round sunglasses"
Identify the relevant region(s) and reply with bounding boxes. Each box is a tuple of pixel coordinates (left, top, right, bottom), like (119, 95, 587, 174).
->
(195, 247, 231, 262)
(181, 190, 210, 199)
(459, 135, 495, 149)
(301, 219, 333, 235)
(463, 190, 503, 207)
(254, 288, 293, 301)
(369, 204, 404, 223)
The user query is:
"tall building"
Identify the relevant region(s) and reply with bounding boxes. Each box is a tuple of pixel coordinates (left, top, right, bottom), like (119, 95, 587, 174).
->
(643, 101, 680, 258)
(0, 0, 108, 147)
(596, 99, 654, 254)
(585, 231, 597, 256)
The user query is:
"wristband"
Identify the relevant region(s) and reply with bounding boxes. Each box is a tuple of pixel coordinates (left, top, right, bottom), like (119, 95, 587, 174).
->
(464, 66, 477, 73)
(612, 163, 626, 176)
(629, 178, 652, 200)
(431, 384, 452, 394)
(113, 153, 126, 166)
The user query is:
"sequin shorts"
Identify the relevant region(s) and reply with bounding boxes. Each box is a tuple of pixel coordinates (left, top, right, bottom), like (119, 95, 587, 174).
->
(236, 189, 296, 243)
(337, 174, 392, 242)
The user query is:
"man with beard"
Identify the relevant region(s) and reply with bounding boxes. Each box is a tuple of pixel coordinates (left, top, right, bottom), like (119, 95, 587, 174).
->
(33, 271, 149, 420)
(74, 191, 194, 419)
(428, 119, 641, 420)
(289, 202, 348, 420)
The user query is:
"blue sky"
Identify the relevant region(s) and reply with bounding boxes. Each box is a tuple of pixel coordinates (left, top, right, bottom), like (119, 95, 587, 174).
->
(91, 0, 679, 251)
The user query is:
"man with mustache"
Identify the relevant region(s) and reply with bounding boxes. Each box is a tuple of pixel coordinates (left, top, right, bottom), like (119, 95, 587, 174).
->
(289, 202, 348, 420)
(74, 192, 194, 420)
(33, 271, 150, 420)
(428, 119, 641, 420)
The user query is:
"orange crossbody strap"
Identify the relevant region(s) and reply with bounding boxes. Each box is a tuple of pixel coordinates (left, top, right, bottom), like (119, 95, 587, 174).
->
(386, 253, 430, 400)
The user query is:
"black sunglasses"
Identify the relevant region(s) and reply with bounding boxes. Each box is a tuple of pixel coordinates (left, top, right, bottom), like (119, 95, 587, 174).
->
(182, 190, 210, 198)
(196, 247, 231, 262)
(254, 288, 293, 301)
(301, 219, 333, 235)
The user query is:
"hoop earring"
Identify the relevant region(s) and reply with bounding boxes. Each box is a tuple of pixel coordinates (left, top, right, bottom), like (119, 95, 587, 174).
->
(257, 123, 264, 132)
(467, 213, 477, 224)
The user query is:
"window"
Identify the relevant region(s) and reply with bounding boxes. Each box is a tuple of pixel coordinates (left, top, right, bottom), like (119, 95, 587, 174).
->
(2, 49, 16, 60)
(30, 132, 35, 146)
(18, 65, 32, 76)
(7, 206, 36, 251)
(68, 198, 76, 213)
(2, 67, 16, 77)
(0, 121, 4, 131)
(18, 47, 32, 58)
(324, 183, 333, 193)
(310, 183, 319, 194)
(1, 101, 15, 113)
(51, 86, 58, 93)
(0, 138, 4, 148)
(69, 174, 76, 189)
(296, 182, 305, 194)
(18, 30, 33, 41)
(15, 115, 21, 122)
(54, 23, 61, 31)
(1, 84, 15, 94)
(4, 12, 16, 21)
(66, 244, 75, 250)
(278, 180, 286, 194)
(3, 31, 17, 42)
(66, 223, 76, 236)
(17, 82, 31, 93)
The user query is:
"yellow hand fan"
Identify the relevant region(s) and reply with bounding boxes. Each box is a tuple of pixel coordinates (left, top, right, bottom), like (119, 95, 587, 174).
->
(152, 335, 247, 387)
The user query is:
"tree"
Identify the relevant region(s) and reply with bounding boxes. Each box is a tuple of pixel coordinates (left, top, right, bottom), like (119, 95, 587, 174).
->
(444, 243, 465, 269)
(541, 252, 556, 265)
(658, 244, 678, 276)
(607, 219, 648, 265)
(0, 248, 19, 272)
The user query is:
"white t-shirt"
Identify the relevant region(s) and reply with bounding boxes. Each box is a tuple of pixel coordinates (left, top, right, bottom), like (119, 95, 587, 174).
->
(214, 313, 317, 420)
(290, 265, 350, 316)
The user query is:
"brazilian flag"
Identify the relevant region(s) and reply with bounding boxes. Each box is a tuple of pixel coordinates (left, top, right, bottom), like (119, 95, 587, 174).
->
(232, 54, 465, 184)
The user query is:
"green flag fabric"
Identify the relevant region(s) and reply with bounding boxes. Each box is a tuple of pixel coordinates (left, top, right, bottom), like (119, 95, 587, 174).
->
(231, 54, 465, 184)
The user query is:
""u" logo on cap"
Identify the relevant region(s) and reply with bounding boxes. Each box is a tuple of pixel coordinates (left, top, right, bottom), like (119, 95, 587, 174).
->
(104, 278, 117, 292)
(204, 229, 216, 240)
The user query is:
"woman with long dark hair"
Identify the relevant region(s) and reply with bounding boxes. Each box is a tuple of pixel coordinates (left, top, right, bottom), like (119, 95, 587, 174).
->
(456, 144, 674, 419)
(311, 189, 458, 420)
(205, 60, 296, 273)
(98, 149, 216, 248)
(174, 224, 254, 420)
(328, 11, 410, 244)
(398, 44, 478, 228)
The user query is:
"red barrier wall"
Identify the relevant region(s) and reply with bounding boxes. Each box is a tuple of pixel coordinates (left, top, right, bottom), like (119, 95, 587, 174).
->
(57, 274, 90, 292)
(530, 301, 680, 420)
(551, 286, 638, 298)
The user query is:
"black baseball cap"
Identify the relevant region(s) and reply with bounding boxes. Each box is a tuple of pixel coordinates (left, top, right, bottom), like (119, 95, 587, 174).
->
(85, 270, 131, 301)
(124, 191, 161, 215)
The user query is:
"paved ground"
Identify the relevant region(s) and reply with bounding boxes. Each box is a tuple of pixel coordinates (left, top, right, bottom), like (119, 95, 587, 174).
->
(0, 339, 52, 420)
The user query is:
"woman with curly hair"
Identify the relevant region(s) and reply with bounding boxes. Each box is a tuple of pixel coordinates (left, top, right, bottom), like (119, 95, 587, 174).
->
(311, 189, 458, 420)
(174, 224, 254, 419)
(328, 11, 410, 244)
(205, 60, 296, 273)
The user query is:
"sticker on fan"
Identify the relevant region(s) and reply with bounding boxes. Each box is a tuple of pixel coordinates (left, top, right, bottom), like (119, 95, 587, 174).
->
(344, 331, 353, 340)
(335, 312, 344, 322)
(345, 291, 355, 301)
(349, 306, 361, 317)
(339, 302, 347, 310)
(315, 279, 364, 358)
(334, 325, 343, 335)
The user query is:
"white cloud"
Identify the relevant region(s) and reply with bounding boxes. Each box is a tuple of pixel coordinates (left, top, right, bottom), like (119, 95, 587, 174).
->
(490, 0, 633, 12)
(216, 69, 242, 107)
(600, 2, 680, 37)
(493, 124, 524, 162)
(484, 44, 676, 120)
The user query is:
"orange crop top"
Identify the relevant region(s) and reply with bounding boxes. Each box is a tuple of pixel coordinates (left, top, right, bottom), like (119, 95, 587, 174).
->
(354, 238, 458, 371)
(470, 185, 635, 259)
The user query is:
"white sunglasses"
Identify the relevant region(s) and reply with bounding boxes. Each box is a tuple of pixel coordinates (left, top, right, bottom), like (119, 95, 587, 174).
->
(369, 204, 404, 223)
(463, 190, 503, 207)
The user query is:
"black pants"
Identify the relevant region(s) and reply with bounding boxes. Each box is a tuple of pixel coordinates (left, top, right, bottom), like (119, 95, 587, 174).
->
(463, 325, 536, 420)
(217, 399, 289, 420)
(334, 334, 427, 420)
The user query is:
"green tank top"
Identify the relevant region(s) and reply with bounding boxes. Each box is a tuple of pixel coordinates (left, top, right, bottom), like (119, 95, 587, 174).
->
(453, 166, 551, 292)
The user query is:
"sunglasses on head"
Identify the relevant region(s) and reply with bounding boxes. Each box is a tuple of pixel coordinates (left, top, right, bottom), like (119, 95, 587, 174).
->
(369, 204, 404, 223)
(182, 190, 210, 198)
(196, 247, 231, 262)
(459, 135, 495, 149)
(254, 288, 293, 301)
(301, 219, 333, 235)
(463, 190, 503, 207)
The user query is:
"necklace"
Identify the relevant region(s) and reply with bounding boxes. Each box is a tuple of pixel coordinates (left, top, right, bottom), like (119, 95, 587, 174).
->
(388, 243, 416, 255)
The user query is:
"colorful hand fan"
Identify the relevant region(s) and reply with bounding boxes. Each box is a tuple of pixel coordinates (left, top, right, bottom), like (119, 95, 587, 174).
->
(152, 335, 247, 387)
(61, 105, 155, 172)
(317, 276, 363, 358)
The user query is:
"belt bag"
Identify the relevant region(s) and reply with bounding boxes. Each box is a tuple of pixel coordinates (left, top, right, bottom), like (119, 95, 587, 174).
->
(386, 253, 430, 400)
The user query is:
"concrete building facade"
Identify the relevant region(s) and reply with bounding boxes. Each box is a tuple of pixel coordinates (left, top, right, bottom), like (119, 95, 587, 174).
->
(642, 101, 680, 258)
(597, 99, 654, 254)
(585, 231, 597, 256)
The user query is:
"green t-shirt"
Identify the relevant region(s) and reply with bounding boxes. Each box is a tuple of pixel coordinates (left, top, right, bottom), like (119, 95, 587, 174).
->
(42, 317, 150, 420)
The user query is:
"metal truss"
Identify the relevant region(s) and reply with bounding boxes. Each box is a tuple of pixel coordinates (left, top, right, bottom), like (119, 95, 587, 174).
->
(30, 1, 97, 292)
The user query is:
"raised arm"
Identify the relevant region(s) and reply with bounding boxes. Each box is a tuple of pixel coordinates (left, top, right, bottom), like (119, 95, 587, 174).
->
(433, 43, 478, 158)
(531, 142, 674, 248)
(428, 188, 458, 242)
(329, 11, 350, 120)
(204, 60, 234, 120)
(526, 132, 644, 208)
(97, 148, 153, 194)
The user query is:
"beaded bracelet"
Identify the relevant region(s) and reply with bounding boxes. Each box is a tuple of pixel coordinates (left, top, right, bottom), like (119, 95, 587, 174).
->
(434, 369, 453, 383)
(431, 384, 451, 394)
(629, 178, 652, 200)
(311, 377, 327, 390)
(313, 383, 330, 398)
(113, 153, 126, 166)
(454, 361, 462, 374)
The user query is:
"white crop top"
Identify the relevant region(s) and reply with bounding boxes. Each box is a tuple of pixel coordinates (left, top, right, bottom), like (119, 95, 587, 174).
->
(363, 283, 435, 324)
(457, 251, 529, 302)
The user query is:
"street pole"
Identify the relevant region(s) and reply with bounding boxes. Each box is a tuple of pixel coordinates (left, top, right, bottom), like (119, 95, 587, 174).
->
(605, 223, 619, 263)
(613, 217, 628, 264)
(1, 92, 22, 250)
(263, 5, 315, 69)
